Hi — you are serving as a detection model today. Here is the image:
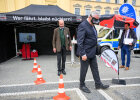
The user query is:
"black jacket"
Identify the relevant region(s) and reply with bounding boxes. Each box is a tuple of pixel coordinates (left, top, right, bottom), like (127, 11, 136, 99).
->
(77, 20, 97, 58)
(119, 29, 137, 50)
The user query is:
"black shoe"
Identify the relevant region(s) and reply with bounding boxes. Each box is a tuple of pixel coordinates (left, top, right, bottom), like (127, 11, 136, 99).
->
(62, 70, 66, 75)
(95, 84, 109, 90)
(79, 86, 91, 93)
(58, 71, 61, 76)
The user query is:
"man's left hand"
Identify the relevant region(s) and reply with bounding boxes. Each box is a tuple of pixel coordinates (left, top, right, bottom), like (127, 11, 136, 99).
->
(69, 46, 72, 51)
(129, 43, 133, 46)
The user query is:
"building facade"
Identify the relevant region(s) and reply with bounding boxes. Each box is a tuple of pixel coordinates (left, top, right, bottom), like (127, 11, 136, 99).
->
(0, 0, 140, 16)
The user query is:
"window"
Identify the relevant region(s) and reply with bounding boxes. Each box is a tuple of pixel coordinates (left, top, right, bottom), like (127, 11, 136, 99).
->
(107, 29, 120, 39)
(96, 10, 101, 14)
(124, 0, 128, 3)
(132, 0, 136, 6)
(106, 0, 110, 3)
(139, 11, 140, 16)
(96, 0, 101, 2)
(105, 10, 110, 15)
(98, 29, 110, 38)
(113, 29, 120, 39)
(75, 8, 80, 15)
(85, 9, 91, 16)
(114, 11, 119, 14)
(115, 0, 119, 4)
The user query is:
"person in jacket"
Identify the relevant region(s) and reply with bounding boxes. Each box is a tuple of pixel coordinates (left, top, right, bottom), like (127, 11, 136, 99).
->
(52, 19, 72, 76)
(118, 23, 137, 70)
(77, 11, 109, 93)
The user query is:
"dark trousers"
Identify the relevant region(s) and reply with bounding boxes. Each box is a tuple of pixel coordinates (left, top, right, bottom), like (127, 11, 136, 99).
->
(57, 46, 66, 72)
(121, 45, 131, 67)
(80, 56, 101, 86)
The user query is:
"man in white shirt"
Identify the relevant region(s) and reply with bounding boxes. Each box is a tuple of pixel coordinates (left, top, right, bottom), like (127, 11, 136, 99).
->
(118, 23, 137, 70)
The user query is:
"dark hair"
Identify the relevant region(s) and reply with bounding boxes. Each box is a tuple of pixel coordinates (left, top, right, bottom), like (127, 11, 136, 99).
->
(125, 23, 130, 26)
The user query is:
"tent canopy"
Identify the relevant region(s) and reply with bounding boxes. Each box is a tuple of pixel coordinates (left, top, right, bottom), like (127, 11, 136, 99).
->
(0, 5, 85, 63)
(7, 4, 76, 16)
(0, 4, 83, 23)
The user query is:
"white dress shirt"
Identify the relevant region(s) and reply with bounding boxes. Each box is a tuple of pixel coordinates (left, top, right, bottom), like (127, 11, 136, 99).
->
(123, 29, 130, 44)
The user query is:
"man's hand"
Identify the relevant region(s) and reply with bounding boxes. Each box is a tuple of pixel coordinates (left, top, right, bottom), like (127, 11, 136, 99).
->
(82, 55, 87, 61)
(118, 46, 120, 50)
(69, 46, 72, 51)
(129, 43, 133, 46)
(53, 48, 56, 53)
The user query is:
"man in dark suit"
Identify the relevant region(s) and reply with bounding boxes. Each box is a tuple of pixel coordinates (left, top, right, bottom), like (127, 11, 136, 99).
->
(52, 19, 72, 76)
(77, 11, 109, 93)
(118, 23, 137, 70)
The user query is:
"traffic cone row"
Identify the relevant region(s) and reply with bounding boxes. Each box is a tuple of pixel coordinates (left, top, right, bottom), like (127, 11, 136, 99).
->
(32, 58, 70, 100)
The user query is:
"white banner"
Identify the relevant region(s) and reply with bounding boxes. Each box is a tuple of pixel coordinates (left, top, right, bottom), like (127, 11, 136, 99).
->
(101, 49, 119, 73)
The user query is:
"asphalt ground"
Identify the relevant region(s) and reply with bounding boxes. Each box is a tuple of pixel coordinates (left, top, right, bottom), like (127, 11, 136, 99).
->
(0, 50, 140, 100)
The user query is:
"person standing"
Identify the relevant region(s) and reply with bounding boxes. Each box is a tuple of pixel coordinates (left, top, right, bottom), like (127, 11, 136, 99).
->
(77, 11, 109, 93)
(118, 23, 137, 70)
(52, 19, 72, 76)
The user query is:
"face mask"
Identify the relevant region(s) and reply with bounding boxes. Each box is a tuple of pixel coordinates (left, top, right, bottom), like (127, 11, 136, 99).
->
(91, 17, 100, 25)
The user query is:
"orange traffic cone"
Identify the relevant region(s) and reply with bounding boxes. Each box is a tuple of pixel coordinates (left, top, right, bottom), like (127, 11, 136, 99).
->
(34, 65, 46, 85)
(32, 58, 38, 73)
(53, 74, 70, 100)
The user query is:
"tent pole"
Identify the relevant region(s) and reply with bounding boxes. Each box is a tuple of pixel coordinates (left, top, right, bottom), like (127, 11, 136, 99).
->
(14, 27, 18, 57)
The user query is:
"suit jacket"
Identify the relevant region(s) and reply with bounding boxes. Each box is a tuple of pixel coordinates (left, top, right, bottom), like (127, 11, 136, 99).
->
(52, 27, 71, 52)
(119, 29, 137, 50)
(77, 20, 97, 58)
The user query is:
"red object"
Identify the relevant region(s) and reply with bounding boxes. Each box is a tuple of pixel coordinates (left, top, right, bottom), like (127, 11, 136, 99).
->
(31, 51, 38, 57)
(99, 14, 139, 29)
(21, 44, 31, 59)
(20, 44, 38, 59)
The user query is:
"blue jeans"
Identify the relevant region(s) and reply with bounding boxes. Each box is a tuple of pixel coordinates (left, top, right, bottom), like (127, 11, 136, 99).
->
(121, 45, 131, 67)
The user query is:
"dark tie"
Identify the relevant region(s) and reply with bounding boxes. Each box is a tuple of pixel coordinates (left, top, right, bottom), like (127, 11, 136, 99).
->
(93, 27, 97, 38)
(125, 31, 127, 38)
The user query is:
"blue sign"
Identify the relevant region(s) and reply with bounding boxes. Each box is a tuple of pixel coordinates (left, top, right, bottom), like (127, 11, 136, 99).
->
(119, 3, 136, 32)
(19, 33, 36, 43)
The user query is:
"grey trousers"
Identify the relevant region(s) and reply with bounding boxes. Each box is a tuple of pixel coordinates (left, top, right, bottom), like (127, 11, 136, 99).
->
(80, 56, 101, 86)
